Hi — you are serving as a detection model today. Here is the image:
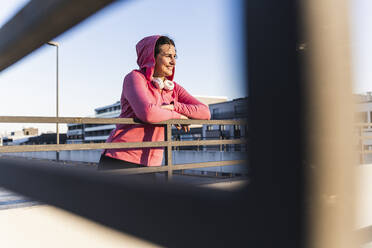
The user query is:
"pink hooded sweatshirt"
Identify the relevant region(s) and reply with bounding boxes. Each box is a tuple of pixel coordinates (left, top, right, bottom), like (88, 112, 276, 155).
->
(103, 35, 211, 166)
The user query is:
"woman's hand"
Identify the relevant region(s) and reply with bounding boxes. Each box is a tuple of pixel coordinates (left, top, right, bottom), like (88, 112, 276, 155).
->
(175, 124, 191, 132)
(161, 104, 175, 111)
(176, 114, 190, 132)
(161, 105, 190, 131)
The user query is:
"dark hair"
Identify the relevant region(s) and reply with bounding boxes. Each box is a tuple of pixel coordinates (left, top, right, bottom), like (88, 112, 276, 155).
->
(154, 36, 175, 58)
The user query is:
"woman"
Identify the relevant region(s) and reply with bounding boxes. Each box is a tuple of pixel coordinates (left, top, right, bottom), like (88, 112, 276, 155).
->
(98, 35, 210, 170)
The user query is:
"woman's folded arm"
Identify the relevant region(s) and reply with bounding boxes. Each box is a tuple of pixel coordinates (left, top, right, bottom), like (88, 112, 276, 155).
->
(173, 83, 211, 120)
(123, 72, 182, 123)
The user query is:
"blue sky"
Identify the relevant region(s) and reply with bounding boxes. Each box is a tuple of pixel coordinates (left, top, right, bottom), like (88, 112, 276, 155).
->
(350, 0, 372, 94)
(1, 0, 371, 134)
(0, 0, 245, 134)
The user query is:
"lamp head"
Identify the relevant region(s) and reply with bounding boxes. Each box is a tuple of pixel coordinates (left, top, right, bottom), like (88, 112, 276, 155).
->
(47, 41, 59, 46)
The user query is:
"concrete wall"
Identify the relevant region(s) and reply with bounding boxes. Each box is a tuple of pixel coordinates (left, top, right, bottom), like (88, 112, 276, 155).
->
(362, 153, 372, 164)
(3, 150, 103, 163)
(172, 150, 248, 174)
(2, 150, 248, 173)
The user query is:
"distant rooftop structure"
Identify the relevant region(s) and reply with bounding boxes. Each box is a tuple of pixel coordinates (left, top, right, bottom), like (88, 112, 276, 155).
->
(209, 97, 248, 120)
(355, 92, 372, 103)
(193, 95, 228, 106)
(0, 127, 39, 146)
(2, 127, 39, 138)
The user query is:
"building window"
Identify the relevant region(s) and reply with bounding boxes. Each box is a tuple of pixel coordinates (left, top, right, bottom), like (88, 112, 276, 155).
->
(212, 108, 219, 118)
(234, 125, 241, 138)
(234, 104, 244, 114)
(356, 112, 368, 123)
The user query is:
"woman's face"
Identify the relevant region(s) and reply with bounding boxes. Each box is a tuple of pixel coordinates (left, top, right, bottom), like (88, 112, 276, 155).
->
(154, 44, 177, 78)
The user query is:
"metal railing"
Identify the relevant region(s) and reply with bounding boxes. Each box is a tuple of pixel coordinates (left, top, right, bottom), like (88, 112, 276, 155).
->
(356, 123, 372, 164)
(0, 116, 247, 178)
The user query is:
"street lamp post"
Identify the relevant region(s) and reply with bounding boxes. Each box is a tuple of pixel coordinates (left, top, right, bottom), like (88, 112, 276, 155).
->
(47, 41, 60, 161)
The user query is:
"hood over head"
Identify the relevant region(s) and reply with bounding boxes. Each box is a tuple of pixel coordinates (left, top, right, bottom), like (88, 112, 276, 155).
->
(136, 35, 175, 81)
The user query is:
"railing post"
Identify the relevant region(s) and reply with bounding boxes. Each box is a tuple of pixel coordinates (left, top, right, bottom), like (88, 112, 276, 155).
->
(164, 124, 173, 180)
(360, 126, 365, 164)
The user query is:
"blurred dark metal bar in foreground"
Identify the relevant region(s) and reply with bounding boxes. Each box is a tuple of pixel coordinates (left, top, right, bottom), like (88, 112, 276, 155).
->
(0, 0, 117, 72)
(303, 0, 357, 247)
(0, 157, 250, 248)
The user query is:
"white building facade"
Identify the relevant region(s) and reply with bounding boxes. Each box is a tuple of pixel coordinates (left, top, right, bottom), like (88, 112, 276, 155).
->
(356, 93, 372, 153)
(0, 128, 39, 146)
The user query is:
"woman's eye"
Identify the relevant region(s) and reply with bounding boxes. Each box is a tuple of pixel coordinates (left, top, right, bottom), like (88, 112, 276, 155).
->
(165, 55, 177, 59)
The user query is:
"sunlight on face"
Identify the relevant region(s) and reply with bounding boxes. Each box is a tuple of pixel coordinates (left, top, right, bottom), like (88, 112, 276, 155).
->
(154, 44, 177, 78)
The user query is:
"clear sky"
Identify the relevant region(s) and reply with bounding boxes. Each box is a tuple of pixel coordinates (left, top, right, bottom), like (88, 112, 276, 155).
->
(2, 0, 371, 135)
(350, 0, 372, 94)
(0, 0, 245, 134)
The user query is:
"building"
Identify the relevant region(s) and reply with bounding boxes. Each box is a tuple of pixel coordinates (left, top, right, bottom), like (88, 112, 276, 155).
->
(1, 128, 39, 146)
(202, 97, 248, 151)
(165, 97, 248, 150)
(356, 92, 372, 122)
(66, 123, 85, 144)
(66, 101, 120, 144)
(85, 101, 121, 143)
(355, 92, 372, 151)
(23, 127, 38, 136)
(24, 133, 67, 145)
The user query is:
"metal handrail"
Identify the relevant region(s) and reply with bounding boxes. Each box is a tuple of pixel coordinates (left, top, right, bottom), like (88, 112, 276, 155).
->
(0, 116, 247, 125)
(356, 123, 372, 163)
(0, 116, 248, 178)
(0, 139, 246, 153)
(356, 123, 372, 127)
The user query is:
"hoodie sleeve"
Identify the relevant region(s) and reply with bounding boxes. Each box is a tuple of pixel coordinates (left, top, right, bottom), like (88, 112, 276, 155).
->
(173, 84, 211, 120)
(123, 71, 182, 123)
